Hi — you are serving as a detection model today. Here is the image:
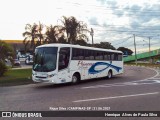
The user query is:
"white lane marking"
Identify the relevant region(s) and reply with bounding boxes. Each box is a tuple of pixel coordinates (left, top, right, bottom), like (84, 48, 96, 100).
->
(81, 68, 160, 89)
(82, 83, 128, 89)
(81, 81, 144, 89)
(73, 92, 159, 103)
(81, 80, 160, 89)
(145, 67, 159, 79)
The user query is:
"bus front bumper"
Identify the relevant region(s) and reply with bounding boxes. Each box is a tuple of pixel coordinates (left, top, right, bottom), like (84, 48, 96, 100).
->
(32, 75, 55, 83)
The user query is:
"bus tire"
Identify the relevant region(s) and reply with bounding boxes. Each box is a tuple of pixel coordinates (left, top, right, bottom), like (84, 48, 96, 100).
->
(107, 70, 112, 79)
(72, 73, 80, 84)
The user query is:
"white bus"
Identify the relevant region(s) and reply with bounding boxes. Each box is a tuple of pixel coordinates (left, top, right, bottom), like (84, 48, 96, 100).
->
(32, 44, 123, 84)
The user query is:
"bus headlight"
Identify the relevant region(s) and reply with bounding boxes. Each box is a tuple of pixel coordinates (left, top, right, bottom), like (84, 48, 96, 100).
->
(32, 73, 37, 76)
(47, 74, 54, 78)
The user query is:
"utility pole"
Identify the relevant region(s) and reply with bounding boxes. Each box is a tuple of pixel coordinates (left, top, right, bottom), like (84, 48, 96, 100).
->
(133, 34, 137, 65)
(148, 37, 151, 63)
(149, 37, 151, 53)
(90, 28, 94, 45)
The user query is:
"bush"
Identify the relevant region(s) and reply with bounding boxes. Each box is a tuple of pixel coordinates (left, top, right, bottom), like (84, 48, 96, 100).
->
(0, 61, 7, 76)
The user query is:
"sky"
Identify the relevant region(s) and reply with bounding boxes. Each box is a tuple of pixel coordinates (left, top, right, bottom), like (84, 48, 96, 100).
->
(0, 0, 160, 53)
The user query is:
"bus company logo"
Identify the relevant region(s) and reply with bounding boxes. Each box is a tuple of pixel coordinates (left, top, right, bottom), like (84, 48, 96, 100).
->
(88, 62, 122, 74)
(77, 61, 94, 67)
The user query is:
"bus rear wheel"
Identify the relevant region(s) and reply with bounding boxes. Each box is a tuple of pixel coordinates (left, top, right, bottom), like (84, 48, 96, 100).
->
(72, 73, 80, 84)
(107, 70, 112, 79)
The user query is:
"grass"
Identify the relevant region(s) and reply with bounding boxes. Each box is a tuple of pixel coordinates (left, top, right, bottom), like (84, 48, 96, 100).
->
(0, 68, 33, 86)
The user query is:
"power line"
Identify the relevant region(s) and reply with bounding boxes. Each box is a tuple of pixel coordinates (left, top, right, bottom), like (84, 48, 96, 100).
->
(109, 35, 132, 42)
(135, 34, 160, 38)
(113, 36, 133, 46)
(109, 33, 159, 49)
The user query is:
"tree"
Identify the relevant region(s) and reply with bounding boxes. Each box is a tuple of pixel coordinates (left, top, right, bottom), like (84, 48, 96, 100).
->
(117, 47, 133, 55)
(58, 35, 67, 44)
(75, 40, 87, 46)
(44, 25, 59, 43)
(0, 40, 14, 61)
(0, 61, 7, 76)
(22, 23, 38, 51)
(92, 42, 116, 50)
(23, 39, 30, 54)
(60, 16, 89, 44)
(0, 40, 14, 76)
(36, 22, 44, 46)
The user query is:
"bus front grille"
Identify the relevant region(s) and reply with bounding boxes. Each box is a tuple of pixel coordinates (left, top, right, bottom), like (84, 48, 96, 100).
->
(36, 76, 47, 79)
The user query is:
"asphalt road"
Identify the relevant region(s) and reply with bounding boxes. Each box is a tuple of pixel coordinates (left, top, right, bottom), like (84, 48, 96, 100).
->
(1, 66, 160, 119)
(20, 61, 32, 69)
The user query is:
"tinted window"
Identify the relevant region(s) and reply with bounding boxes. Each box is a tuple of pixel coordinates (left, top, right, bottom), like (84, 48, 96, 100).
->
(72, 48, 84, 60)
(58, 47, 70, 70)
(72, 48, 121, 61)
(72, 48, 78, 60)
(84, 50, 90, 60)
(89, 50, 94, 60)
(95, 51, 103, 60)
(33, 47, 57, 72)
(104, 52, 111, 60)
(118, 54, 122, 61)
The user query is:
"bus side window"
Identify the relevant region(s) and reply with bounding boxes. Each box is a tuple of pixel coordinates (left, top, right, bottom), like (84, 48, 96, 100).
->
(111, 53, 114, 61)
(95, 51, 99, 60)
(58, 47, 70, 70)
(89, 50, 94, 60)
(115, 53, 118, 61)
(104, 52, 111, 60)
(78, 49, 84, 60)
(118, 54, 122, 61)
(72, 48, 78, 60)
(85, 50, 90, 60)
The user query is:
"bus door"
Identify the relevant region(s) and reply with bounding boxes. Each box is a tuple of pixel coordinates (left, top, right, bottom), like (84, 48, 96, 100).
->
(57, 47, 70, 83)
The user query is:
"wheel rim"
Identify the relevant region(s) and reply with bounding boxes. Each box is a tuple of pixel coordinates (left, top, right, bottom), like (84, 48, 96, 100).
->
(72, 76, 77, 83)
(108, 71, 112, 78)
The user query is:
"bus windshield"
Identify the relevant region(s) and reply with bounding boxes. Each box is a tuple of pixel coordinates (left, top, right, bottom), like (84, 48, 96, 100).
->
(33, 47, 58, 72)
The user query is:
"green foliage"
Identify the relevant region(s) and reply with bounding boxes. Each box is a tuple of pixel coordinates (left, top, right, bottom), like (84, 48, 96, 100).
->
(0, 41, 14, 76)
(61, 16, 89, 44)
(44, 25, 59, 43)
(0, 40, 14, 61)
(22, 23, 43, 52)
(75, 40, 87, 46)
(117, 47, 133, 55)
(0, 61, 7, 76)
(22, 16, 90, 48)
(92, 42, 116, 50)
(58, 35, 67, 44)
(22, 16, 118, 50)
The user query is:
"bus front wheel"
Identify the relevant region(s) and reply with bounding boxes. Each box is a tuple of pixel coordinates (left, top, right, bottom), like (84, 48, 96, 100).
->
(72, 73, 80, 84)
(107, 70, 112, 79)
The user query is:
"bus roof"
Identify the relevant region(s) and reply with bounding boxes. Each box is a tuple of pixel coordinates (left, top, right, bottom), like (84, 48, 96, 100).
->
(36, 43, 122, 53)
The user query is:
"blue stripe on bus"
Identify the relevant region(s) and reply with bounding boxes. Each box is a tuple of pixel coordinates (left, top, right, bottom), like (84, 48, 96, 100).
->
(88, 62, 122, 74)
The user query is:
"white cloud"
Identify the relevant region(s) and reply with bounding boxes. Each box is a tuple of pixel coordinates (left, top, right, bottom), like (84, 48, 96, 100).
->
(0, 0, 159, 52)
(142, 18, 160, 26)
